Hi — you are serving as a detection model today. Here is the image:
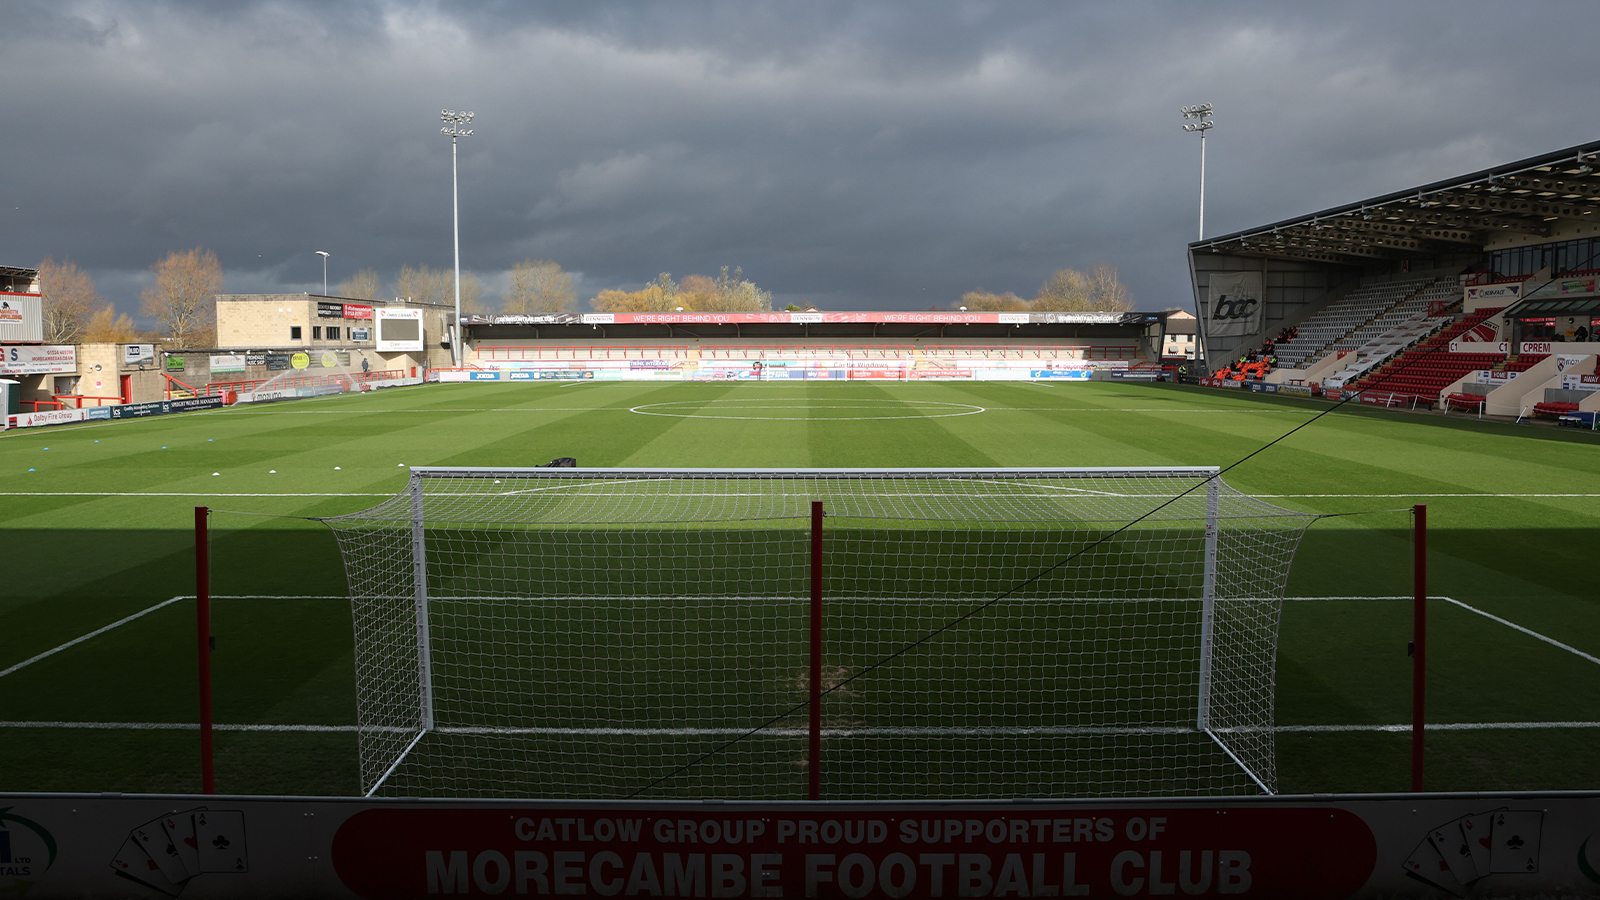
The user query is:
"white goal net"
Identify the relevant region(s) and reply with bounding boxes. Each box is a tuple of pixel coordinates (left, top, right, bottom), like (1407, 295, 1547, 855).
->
(325, 467, 1313, 800)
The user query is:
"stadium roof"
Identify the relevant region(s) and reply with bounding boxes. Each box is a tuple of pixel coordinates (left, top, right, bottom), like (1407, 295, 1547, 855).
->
(1191, 139, 1600, 264)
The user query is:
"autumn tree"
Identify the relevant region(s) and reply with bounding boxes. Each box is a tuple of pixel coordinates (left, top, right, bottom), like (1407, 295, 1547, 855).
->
(83, 306, 142, 342)
(1032, 267, 1093, 311)
(141, 248, 223, 348)
(1086, 263, 1133, 312)
(503, 260, 576, 314)
(959, 290, 1028, 312)
(38, 257, 108, 343)
(592, 269, 771, 313)
(337, 268, 382, 301)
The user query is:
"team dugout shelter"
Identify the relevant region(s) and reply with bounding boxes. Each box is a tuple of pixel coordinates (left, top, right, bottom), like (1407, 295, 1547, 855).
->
(455, 310, 1174, 382)
(1189, 139, 1600, 400)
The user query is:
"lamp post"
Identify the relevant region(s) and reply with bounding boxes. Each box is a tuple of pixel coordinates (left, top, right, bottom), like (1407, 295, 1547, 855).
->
(1181, 103, 1214, 241)
(441, 109, 475, 367)
(315, 250, 330, 295)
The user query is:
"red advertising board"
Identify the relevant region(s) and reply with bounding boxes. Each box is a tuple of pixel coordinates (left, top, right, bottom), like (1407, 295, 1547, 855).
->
(344, 304, 374, 320)
(331, 806, 1375, 899)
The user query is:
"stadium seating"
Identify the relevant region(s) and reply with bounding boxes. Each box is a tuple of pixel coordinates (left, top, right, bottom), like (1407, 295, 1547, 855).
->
(1533, 401, 1580, 418)
(1346, 308, 1541, 407)
(1273, 276, 1436, 369)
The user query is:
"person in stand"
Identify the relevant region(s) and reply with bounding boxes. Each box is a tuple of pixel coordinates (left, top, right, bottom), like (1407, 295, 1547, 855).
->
(1578, 324, 1590, 342)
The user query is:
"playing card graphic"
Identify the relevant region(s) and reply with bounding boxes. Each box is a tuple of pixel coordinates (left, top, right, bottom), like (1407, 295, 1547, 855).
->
(195, 809, 249, 873)
(1403, 836, 1465, 897)
(160, 810, 202, 878)
(1428, 818, 1478, 887)
(1459, 812, 1495, 878)
(111, 808, 249, 896)
(1489, 810, 1542, 874)
(131, 816, 192, 886)
(110, 834, 183, 897)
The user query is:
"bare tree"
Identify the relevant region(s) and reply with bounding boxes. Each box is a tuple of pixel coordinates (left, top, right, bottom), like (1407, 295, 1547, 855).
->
(336, 268, 382, 300)
(1032, 268, 1093, 311)
(1029, 265, 1133, 312)
(38, 257, 107, 343)
(1088, 262, 1134, 311)
(502, 260, 576, 314)
(141, 248, 223, 348)
(83, 306, 142, 342)
(959, 290, 1028, 312)
(708, 266, 772, 311)
(392, 264, 485, 312)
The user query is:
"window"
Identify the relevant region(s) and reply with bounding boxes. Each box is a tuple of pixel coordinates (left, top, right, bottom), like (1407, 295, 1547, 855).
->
(312, 326, 322, 340)
(326, 326, 341, 341)
(290, 326, 302, 340)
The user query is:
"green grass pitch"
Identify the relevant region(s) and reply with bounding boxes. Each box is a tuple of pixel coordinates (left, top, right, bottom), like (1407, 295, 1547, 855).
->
(2, 379, 1598, 797)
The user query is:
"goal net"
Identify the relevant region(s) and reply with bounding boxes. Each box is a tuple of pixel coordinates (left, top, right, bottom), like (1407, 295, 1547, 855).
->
(325, 467, 1313, 800)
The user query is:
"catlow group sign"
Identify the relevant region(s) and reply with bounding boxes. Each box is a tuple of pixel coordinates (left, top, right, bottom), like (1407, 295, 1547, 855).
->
(1, 792, 1599, 898)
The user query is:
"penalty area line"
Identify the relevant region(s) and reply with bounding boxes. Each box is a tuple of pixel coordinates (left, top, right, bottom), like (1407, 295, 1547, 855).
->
(0, 595, 345, 682)
(0, 595, 186, 680)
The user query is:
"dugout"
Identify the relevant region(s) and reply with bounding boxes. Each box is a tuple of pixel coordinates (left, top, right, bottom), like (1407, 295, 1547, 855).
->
(1188, 139, 1600, 371)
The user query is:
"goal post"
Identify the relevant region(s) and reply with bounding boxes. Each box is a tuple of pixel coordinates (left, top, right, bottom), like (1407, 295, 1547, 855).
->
(325, 467, 1314, 800)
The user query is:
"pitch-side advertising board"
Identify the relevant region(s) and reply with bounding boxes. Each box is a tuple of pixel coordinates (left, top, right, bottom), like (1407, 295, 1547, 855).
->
(2, 793, 1600, 898)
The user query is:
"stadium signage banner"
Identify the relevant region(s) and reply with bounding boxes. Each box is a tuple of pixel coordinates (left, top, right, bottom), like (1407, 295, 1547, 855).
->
(1465, 283, 1521, 304)
(209, 354, 247, 374)
(318, 301, 346, 318)
(1, 344, 77, 375)
(8, 408, 88, 428)
(122, 344, 155, 366)
(0, 293, 44, 342)
(1206, 273, 1263, 338)
(2, 793, 1599, 898)
(344, 304, 374, 319)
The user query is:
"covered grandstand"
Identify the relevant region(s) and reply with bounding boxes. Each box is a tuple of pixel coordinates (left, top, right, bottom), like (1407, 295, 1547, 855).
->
(1190, 140, 1600, 420)
(456, 310, 1173, 381)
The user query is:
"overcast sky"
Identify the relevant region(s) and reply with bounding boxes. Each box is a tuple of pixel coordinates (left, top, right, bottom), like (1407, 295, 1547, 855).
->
(7, 1, 1598, 317)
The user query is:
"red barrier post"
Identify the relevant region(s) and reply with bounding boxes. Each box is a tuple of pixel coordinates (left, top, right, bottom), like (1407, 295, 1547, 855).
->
(1411, 504, 1427, 793)
(809, 501, 824, 801)
(195, 506, 215, 795)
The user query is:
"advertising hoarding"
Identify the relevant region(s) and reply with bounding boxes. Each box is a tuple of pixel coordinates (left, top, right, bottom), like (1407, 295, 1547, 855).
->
(0, 294, 44, 342)
(2, 344, 77, 375)
(122, 344, 156, 366)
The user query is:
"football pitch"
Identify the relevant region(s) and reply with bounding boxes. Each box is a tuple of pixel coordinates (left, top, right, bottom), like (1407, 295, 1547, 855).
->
(2, 379, 1598, 798)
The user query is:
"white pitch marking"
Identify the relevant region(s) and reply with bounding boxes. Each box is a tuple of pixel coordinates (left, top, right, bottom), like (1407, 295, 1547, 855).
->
(0, 492, 393, 498)
(0, 595, 346, 681)
(1285, 595, 1600, 668)
(0, 596, 186, 680)
(4, 720, 1600, 735)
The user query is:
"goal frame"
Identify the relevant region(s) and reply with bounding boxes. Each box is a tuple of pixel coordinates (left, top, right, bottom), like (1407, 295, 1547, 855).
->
(348, 465, 1280, 799)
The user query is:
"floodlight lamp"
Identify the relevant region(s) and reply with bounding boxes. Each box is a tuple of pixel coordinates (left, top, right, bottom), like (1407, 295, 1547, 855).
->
(315, 250, 330, 258)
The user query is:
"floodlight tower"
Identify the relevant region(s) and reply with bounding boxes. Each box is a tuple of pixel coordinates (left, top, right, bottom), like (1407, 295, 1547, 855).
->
(315, 251, 330, 295)
(441, 108, 475, 367)
(1181, 103, 1215, 240)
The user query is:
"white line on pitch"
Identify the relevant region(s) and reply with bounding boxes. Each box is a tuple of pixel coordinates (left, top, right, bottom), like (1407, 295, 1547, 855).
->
(1439, 596, 1600, 667)
(0, 492, 393, 497)
(0, 595, 345, 681)
(1286, 595, 1600, 668)
(4, 720, 1600, 734)
(0, 596, 186, 680)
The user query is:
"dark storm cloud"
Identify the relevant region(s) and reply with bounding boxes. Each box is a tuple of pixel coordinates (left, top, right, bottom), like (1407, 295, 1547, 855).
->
(5, 0, 1597, 315)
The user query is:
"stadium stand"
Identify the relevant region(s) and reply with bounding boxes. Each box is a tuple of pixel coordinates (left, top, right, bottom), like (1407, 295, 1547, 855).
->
(1345, 308, 1549, 407)
(1271, 277, 1435, 370)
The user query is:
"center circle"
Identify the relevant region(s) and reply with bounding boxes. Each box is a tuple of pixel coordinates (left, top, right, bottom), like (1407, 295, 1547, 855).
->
(628, 398, 986, 421)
